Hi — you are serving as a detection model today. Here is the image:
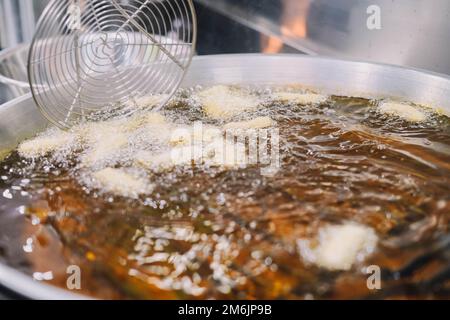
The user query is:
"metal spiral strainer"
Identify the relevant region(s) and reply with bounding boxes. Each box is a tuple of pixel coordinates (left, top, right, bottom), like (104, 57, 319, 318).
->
(28, 0, 197, 129)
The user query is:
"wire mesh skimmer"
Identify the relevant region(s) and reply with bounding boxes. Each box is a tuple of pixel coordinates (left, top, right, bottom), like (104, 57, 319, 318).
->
(28, 0, 197, 129)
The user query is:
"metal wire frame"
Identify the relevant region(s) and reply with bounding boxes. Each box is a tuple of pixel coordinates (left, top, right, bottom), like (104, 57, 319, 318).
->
(28, 0, 197, 129)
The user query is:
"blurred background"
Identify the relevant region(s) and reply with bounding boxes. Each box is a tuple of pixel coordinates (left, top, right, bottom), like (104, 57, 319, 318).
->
(1, 0, 450, 105)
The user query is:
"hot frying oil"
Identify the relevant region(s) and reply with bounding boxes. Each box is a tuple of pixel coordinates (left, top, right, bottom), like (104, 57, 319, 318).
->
(0, 89, 449, 299)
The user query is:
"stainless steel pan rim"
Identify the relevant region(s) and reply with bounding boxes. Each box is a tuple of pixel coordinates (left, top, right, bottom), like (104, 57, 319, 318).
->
(182, 54, 450, 115)
(0, 44, 30, 89)
(0, 263, 88, 300)
(1, 53, 450, 300)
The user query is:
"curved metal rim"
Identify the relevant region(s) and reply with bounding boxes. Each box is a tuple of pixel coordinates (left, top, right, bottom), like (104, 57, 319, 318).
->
(6, 52, 450, 111)
(0, 48, 445, 104)
(192, 53, 450, 82)
(0, 263, 89, 300)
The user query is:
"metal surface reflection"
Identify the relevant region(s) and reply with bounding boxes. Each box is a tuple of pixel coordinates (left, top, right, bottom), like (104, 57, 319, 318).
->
(195, 0, 450, 75)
